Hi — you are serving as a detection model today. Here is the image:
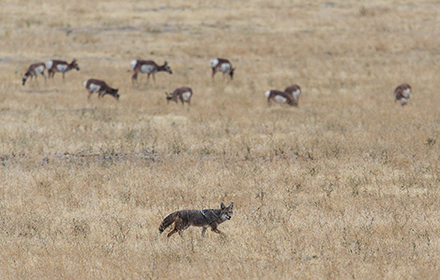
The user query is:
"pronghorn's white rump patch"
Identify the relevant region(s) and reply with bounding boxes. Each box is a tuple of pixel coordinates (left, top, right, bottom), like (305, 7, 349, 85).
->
(130, 60, 137, 69)
(210, 58, 219, 68)
(293, 89, 301, 99)
(274, 95, 287, 104)
(182, 92, 191, 101)
(140, 64, 154, 74)
(89, 83, 100, 92)
(57, 64, 68, 72)
(45, 60, 53, 69)
(264, 90, 271, 99)
(83, 81, 88, 88)
(403, 89, 411, 98)
(220, 63, 231, 72)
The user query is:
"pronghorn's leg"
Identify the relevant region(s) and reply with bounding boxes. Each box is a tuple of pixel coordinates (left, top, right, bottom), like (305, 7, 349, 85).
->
(41, 72, 47, 84)
(132, 72, 138, 84)
(211, 68, 216, 78)
(62, 72, 65, 80)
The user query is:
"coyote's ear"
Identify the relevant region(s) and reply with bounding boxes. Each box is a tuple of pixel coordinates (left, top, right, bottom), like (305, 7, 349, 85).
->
(229, 203, 233, 209)
(221, 203, 225, 210)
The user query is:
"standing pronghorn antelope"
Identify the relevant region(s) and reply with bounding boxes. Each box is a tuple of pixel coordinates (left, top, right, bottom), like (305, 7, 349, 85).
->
(265, 89, 298, 106)
(165, 87, 193, 105)
(45, 59, 80, 80)
(22, 62, 47, 85)
(130, 60, 172, 84)
(210, 58, 235, 80)
(284, 84, 301, 106)
(394, 84, 412, 106)
(84, 79, 120, 100)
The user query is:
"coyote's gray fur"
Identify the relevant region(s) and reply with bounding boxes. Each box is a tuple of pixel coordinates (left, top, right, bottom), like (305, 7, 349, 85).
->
(159, 203, 234, 238)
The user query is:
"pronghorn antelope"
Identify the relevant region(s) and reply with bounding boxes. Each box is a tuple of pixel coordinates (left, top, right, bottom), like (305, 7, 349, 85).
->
(265, 89, 297, 106)
(22, 62, 47, 85)
(45, 59, 80, 79)
(130, 60, 172, 83)
(84, 79, 119, 100)
(284, 84, 301, 106)
(165, 87, 193, 105)
(210, 58, 235, 80)
(394, 84, 412, 106)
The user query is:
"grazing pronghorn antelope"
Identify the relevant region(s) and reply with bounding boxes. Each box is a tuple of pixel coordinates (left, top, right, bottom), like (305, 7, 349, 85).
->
(284, 84, 301, 106)
(83, 79, 120, 100)
(45, 59, 80, 80)
(22, 62, 47, 85)
(130, 60, 172, 83)
(210, 58, 235, 80)
(265, 89, 297, 106)
(394, 83, 412, 106)
(165, 87, 193, 105)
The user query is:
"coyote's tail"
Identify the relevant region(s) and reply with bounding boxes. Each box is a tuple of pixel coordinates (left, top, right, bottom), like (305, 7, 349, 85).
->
(159, 212, 178, 234)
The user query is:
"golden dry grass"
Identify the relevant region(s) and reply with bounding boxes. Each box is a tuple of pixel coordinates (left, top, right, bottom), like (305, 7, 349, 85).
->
(1, 0, 440, 279)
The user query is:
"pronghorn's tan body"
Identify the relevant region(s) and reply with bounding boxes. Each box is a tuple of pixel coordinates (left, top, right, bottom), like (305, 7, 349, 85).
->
(284, 84, 301, 106)
(130, 60, 172, 83)
(46, 59, 80, 80)
(394, 84, 412, 106)
(265, 84, 301, 106)
(165, 87, 193, 105)
(84, 79, 119, 100)
(210, 58, 235, 80)
(265, 90, 297, 106)
(22, 62, 47, 85)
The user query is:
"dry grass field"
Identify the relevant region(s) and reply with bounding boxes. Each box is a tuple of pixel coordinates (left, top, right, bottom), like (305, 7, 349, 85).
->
(1, 0, 440, 278)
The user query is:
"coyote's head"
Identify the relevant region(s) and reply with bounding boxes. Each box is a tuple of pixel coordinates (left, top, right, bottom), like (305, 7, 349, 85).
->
(220, 202, 234, 221)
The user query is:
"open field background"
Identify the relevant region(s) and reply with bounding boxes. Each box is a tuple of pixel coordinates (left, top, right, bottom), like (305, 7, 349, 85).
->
(1, 0, 440, 278)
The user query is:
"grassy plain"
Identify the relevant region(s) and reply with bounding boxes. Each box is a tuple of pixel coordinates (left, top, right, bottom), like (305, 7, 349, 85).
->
(1, 0, 440, 278)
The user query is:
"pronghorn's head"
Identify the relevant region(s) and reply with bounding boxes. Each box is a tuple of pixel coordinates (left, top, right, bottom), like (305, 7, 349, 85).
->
(220, 202, 234, 221)
(111, 88, 120, 100)
(160, 61, 173, 74)
(164, 92, 176, 103)
(22, 73, 30, 86)
(103, 87, 119, 100)
(70, 59, 80, 71)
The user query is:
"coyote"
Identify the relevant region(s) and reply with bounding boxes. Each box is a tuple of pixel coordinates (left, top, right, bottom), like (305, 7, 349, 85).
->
(159, 203, 234, 238)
